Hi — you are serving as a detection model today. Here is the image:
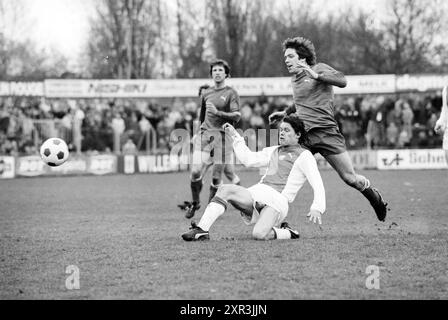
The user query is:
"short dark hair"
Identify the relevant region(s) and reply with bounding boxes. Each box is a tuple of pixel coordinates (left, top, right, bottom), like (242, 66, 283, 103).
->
(282, 114, 310, 145)
(198, 84, 210, 97)
(282, 37, 317, 66)
(209, 59, 230, 77)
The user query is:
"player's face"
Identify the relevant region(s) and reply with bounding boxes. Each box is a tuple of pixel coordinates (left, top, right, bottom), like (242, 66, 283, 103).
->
(284, 48, 306, 74)
(211, 65, 226, 84)
(279, 122, 300, 146)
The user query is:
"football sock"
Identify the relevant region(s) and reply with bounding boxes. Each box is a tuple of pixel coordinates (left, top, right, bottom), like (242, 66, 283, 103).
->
(359, 177, 371, 192)
(191, 179, 203, 204)
(197, 198, 227, 231)
(361, 186, 380, 206)
(272, 227, 291, 240)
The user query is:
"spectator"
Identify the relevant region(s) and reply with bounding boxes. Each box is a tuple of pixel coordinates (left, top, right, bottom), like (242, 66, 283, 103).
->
(386, 122, 399, 148)
(122, 138, 138, 155)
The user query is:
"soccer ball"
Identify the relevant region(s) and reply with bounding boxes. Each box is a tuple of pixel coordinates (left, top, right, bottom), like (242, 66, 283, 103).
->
(40, 138, 69, 167)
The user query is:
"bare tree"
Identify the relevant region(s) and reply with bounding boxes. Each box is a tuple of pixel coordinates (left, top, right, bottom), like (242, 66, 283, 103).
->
(86, 0, 166, 79)
(382, 0, 446, 74)
(0, 0, 67, 80)
(175, 0, 209, 78)
(205, 0, 274, 77)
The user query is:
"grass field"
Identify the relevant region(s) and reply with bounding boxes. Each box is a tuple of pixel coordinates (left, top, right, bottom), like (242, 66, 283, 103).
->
(1, 169, 447, 300)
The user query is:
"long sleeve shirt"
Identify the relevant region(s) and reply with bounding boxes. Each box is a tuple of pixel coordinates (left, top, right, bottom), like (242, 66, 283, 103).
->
(290, 63, 347, 132)
(232, 135, 326, 213)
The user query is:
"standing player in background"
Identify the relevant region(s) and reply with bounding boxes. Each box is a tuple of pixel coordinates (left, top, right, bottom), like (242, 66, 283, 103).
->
(178, 84, 241, 213)
(269, 37, 388, 222)
(180, 60, 241, 219)
(434, 86, 448, 164)
(181, 116, 325, 241)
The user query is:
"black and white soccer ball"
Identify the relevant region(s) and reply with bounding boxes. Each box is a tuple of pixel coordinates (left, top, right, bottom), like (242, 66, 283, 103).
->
(40, 138, 69, 167)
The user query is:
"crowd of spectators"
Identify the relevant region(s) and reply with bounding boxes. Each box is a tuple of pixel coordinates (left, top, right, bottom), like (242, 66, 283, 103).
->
(0, 90, 445, 156)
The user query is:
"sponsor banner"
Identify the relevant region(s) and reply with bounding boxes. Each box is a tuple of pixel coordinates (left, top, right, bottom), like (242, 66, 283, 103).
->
(16, 156, 47, 177)
(16, 154, 116, 177)
(315, 150, 377, 170)
(377, 149, 448, 170)
(45, 79, 211, 98)
(123, 155, 136, 174)
(88, 154, 117, 175)
(44, 155, 88, 176)
(44, 75, 397, 98)
(136, 154, 188, 173)
(0, 82, 44, 96)
(334, 74, 396, 94)
(396, 74, 448, 92)
(0, 156, 15, 179)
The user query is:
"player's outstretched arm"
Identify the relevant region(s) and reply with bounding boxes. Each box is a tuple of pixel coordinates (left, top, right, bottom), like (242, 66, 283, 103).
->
(314, 63, 347, 88)
(298, 151, 326, 224)
(223, 123, 272, 167)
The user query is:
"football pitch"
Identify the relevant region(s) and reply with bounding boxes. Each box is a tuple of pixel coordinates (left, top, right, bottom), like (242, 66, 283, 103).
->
(1, 169, 447, 300)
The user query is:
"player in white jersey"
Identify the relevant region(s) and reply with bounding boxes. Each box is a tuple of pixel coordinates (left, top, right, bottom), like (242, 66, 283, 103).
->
(434, 86, 448, 164)
(181, 114, 326, 241)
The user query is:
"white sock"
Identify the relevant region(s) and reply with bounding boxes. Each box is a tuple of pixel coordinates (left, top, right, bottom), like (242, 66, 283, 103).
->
(272, 227, 291, 240)
(360, 177, 371, 192)
(198, 202, 226, 231)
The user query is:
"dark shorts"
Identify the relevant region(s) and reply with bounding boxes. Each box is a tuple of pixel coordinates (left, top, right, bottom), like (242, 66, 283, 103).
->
(193, 129, 234, 164)
(305, 126, 347, 157)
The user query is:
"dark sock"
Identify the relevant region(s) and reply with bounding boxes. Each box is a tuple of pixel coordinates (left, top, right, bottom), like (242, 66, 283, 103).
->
(208, 185, 218, 203)
(191, 179, 203, 204)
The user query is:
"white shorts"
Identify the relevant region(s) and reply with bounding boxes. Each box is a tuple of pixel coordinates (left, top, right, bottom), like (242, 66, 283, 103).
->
(240, 183, 289, 226)
(443, 129, 448, 150)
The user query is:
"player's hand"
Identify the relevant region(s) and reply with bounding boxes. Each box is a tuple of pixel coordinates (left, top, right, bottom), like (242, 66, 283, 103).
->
(223, 123, 238, 138)
(268, 111, 286, 125)
(307, 210, 322, 225)
(206, 102, 218, 115)
(297, 60, 318, 79)
(434, 119, 446, 135)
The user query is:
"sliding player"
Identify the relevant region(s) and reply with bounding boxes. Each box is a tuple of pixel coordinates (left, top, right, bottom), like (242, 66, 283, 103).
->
(181, 115, 326, 241)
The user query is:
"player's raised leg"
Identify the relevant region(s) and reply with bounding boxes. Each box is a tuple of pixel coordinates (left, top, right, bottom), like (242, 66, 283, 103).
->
(325, 151, 388, 221)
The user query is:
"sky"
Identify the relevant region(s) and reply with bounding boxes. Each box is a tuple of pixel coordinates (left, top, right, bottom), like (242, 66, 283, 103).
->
(4, 0, 388, 70)
(25, 0, 94, 64)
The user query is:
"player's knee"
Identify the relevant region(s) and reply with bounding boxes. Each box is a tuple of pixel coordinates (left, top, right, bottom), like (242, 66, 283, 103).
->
(216, 184, 236, 199)
(252, 227, 269, 241)
(340, 172, 357, 187)
(191, 169, 202, 181)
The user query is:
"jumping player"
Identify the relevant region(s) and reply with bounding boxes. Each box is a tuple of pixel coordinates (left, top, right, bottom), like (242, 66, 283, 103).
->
(434, 85, 448, 164)
(181, 115, 326, 241)
(269, 37, 388, 222)
(181, 60, 241, 219)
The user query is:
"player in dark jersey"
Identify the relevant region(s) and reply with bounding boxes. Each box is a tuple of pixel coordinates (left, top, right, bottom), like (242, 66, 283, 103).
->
(181, 60, 241, 219)
(269, 37, 388, 222)
(178, 84, 241, 213)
